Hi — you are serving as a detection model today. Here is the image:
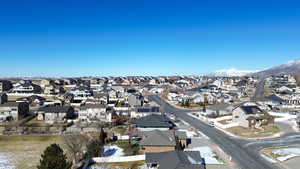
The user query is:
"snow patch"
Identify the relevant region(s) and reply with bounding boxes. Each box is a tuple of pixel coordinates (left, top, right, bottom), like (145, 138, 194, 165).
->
(0, 153, 16, 169)
(185, 146, 223, 165)
(261, 154, 277, 163)
(103, 145, 124, 157)
(178, 129, 197, 138)
(272, 148, 300, 162)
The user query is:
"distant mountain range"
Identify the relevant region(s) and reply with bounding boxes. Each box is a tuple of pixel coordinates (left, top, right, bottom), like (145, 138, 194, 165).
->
(210, 59, 300, 77)
(209, 68, 260, 77)
(250, 59, 300, 77)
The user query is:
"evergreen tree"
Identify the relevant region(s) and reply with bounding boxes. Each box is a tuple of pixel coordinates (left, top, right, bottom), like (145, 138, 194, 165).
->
(99, 128, 107, 145)
(203, 104, 206, 112)
(175, 136, 183, 150)
(37, 144, 72, 169)
(85, 139, 104, 159)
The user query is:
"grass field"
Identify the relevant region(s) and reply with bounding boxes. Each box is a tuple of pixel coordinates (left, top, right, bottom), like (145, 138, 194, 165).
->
(0, 135, 64, 169)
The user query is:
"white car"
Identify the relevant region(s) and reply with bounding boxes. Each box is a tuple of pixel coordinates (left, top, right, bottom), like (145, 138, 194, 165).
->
(208, 121, 215, 127)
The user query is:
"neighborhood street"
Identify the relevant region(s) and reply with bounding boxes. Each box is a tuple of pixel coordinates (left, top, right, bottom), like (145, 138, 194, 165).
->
(253, 79, 266, 99)
(148, 95, 300, 169)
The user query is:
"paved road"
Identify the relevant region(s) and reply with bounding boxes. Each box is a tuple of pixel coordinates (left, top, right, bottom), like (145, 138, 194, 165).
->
(253, 79, 266, 99)
(276, 121, 295, 134)
(245, 133, 300, 150)
(148, 95, 281, 169)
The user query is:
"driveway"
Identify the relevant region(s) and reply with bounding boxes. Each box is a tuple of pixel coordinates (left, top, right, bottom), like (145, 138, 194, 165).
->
(276, 121, 295, 134)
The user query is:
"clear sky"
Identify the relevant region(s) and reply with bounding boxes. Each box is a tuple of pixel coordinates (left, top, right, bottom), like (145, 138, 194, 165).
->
(0, 0, 300, 77)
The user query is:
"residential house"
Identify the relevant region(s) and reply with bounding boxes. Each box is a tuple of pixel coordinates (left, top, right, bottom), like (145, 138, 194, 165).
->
(0, 101, 29, 122)
(37, 105, 75, 123)
(277, 86, 294, 95)
(43, 84, 63, 95)
(139, 130, 188, 153)
(0, 93, 8, 104)
(69, 85, 92, 98)
(208, 103, 233, 116)
(78, 104, 107, 123)
(130, 114, 174, 131)
(261, 94, 286, 110)
(39, 79, 52, 88)
(232, 105, 274, 128)
(0, 80, 12, 93)
(145, 150, 205, 169)
(128, 93, 144, 107)
(11, 80, 42, 94)
(16, 95, 46, 107)
(131, 103, 160, 118)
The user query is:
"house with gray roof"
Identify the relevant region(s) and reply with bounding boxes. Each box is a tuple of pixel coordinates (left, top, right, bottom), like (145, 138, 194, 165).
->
(0, 101, 29, 122)
(130, 114, 174, 131)
(139, 130, 188, 153)
(37, 105, 75, 123)
(145, 150, 205, 169)
(0, 80, 12, 93)
(78, 104, 108, 123)
(0, 93, 8, 104)
(11, 80, 42, 94)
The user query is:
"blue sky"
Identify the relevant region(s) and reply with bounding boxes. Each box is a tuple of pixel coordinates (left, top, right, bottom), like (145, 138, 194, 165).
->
(0, 0, 300, 77)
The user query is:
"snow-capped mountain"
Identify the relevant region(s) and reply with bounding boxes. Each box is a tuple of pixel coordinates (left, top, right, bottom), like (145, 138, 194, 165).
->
(251, 59, 300, 77)
(209, 68, 260, 77)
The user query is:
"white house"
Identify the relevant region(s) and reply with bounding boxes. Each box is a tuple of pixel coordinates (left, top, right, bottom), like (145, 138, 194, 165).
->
(78, 104, 108, 123)
(11, 80, 42, 94)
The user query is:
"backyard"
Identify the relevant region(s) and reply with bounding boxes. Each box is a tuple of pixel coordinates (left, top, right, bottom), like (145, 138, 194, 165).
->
(0, 135, 64, 169)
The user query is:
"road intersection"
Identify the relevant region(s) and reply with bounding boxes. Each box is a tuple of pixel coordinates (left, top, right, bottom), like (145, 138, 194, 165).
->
(148, 95, 300, 169)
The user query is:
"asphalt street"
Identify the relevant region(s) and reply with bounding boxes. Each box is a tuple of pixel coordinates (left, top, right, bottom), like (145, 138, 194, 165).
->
(148, 94, 288, 169)
(253, 79, 266, 99)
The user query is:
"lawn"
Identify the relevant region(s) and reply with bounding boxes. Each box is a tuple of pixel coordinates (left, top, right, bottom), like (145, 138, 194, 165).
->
(176, 103, 202, 109)
(261, 146, 300, 162)
(23, 117, 70, 128)
(115, 140, 140, 156)
(226, 125, 280, 138)
(0, 135, 65, 169)
(24, 117, 50, 127)
(109, 126, 128, 135)
(217, 119, 231, 125)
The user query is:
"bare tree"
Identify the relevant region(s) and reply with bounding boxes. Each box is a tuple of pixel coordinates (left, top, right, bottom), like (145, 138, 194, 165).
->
(63, 135, 88, 164)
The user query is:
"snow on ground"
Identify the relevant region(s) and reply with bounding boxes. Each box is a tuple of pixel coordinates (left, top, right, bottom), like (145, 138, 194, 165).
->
(261, 154, 277, 163)
(0, 153, 16, 169)
(178, 129, 197, 138)
(272, 148, 300, 162)
(103, 145, 124, 157)
(185, 146, 223, 165)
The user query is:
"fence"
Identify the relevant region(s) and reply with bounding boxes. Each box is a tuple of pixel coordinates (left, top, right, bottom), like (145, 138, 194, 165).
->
(92, 155, 145, 163)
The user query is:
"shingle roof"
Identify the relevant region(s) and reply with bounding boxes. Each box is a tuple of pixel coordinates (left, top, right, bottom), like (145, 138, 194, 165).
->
(140, 130, 176, 146)
(38, 105, 73, 113)
(140, 130, 187, 146)
(266, 94, 285, 103)
(131, 114, 172, 128)
(240, 106, 263, 115)
(146, 150, 204, 169)
(0, 101, 21, 107)
(17, 95, 46, 103)
(80, 104, 106, 110)
(209, 103, 231, 111)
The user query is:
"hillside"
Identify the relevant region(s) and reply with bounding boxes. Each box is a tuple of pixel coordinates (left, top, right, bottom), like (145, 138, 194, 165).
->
(251, 59, 300, 78)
